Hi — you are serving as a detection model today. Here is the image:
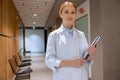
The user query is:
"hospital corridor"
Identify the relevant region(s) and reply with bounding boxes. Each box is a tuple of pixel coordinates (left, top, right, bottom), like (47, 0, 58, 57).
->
(0, 0, 120, 80)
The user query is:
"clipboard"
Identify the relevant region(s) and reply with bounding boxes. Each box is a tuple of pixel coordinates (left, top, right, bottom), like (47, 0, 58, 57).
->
(91, 35, 101, 46)
(83, 35, 101, 60)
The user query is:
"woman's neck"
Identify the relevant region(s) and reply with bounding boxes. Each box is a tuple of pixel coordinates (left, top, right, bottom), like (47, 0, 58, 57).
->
(63, 24, 73, 30)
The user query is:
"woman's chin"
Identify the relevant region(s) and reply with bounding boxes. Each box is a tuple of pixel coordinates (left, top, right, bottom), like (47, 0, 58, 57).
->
(67, 22, 74, 25)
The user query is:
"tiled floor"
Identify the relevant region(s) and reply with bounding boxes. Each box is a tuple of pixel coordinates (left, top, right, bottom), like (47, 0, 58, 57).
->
(30, 53, 52, 80)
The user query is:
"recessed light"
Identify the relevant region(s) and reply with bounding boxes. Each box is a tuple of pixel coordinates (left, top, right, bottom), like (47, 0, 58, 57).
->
(33, 22, 36, 24)
(33, 13, 37, 17)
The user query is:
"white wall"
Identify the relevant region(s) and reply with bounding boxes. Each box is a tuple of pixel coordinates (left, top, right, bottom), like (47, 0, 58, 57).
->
(25, 29, 45, 53)
(76, 0, 89, 19)
(76, 0, 91, 43)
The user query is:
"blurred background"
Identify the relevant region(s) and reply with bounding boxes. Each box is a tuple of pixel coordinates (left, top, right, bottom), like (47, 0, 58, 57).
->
(0, 0, 120, 80)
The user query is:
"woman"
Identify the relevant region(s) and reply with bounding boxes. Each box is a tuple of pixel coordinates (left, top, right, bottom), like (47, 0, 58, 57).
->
(45, 1, 96, 80)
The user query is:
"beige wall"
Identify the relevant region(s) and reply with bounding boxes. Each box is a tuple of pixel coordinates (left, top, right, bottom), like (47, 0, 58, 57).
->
(90, 0, 103, 80)
(101, 0, 120, 80)
(90, 0, 120, 80)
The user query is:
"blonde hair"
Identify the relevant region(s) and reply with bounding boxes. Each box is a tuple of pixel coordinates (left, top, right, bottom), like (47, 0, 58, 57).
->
(59, 1, 77, 14)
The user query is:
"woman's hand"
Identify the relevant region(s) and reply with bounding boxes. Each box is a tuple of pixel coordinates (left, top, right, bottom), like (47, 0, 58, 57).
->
(59, 58, 85, 68)
(72, 58, 85, 67)
(87, 45, 97, 61)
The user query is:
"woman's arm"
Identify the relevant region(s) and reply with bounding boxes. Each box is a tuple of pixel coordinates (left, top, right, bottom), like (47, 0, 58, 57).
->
(59, 58, 85, 68)
(45, 32, 61, 72)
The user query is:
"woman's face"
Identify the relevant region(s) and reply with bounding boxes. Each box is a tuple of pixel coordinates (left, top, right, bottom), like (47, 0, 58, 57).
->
(60, 5, 76, 27)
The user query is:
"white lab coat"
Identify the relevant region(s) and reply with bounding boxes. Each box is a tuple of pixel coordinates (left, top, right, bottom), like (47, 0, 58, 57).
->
(45, 24, 90, 80)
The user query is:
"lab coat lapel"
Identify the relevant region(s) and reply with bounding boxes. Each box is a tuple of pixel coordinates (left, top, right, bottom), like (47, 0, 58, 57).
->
(58, 24, 77, 39)
(73, 29, 78, 39)
(58, 25, 71, 38)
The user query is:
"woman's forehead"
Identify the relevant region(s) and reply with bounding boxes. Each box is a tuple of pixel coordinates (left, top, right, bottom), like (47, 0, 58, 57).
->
(62, 5, 76, 11)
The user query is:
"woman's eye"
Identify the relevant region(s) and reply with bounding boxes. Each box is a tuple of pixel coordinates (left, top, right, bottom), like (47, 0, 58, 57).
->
(64, 11, 69, 14)
(71, 12, 75, 14)
(64, 11, 75, 14)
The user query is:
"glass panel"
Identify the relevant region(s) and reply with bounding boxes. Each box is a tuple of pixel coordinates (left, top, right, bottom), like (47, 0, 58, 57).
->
(18, 23, 24, 55)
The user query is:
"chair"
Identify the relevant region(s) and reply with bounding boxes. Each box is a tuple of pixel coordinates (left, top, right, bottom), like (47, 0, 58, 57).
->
(15, 74, 30, 80)
(25, 49, 31, 58)
(18, 53, 32, 62)
(13, 55, 31, 67)
(19, 48, 31, 59)
(8, 58, 31, 80)
(8, 58, 32, 76)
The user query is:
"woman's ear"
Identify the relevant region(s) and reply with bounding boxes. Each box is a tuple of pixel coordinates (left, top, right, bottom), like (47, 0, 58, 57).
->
(59, 12, 62, 18)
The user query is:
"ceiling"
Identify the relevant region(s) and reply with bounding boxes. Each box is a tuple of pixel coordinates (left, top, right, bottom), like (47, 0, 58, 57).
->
(13, 0, 86, 28)
(13, 0, 55, 27)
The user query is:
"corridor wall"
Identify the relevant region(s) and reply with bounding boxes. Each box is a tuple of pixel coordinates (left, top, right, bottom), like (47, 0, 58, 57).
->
(90, 0, 120, 80)
(0, 0, 24, 80)
(0, 37, 6, 80)
(0, 0, 1, 33)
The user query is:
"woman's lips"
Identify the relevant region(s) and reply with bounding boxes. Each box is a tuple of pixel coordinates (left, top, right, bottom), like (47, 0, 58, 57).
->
(67, 18, 73, 20)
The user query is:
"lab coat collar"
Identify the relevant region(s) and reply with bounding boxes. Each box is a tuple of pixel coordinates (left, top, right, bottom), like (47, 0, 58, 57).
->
(57, 24, 75, 32)
(57, 24, 78, 39)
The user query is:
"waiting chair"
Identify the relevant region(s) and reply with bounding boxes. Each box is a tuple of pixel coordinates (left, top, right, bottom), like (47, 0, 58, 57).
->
(17, 53, 32, 62)
(15, 74, 30, 80)
(13, 55, 31, 67)
(8, 58, 32, 76)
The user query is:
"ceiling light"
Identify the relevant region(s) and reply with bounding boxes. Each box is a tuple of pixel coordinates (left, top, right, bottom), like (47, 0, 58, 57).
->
(33, 13, 37, 17)
(33, 22, 36, 24)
